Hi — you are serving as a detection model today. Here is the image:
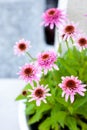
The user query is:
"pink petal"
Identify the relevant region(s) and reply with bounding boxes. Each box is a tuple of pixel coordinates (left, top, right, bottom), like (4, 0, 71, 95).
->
(65, 93, 69, 102)
(70, 95, 74, 103)
(43, 99, 47, 103)
(29, 98, 34, 102)
(44, 69, 48, 75)
(77, 91, 84, 96)
(53, 64, 59, 70)
(36, 100, 41, 106)
(62, 91, 65, 97)
(50, 23, 54, 29)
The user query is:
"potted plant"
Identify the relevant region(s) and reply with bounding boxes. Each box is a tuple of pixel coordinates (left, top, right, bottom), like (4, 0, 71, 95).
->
(15, 8, 87, 130)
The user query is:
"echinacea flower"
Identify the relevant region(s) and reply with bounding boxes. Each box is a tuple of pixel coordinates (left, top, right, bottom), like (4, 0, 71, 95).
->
(14, 39, 31, 56)
(59, 76, 86, 103)
(18, 64, 40, 84)
(59, 21, 79, 41)
(75, 35, 87, 49)
(28, 84, 51, 106)
(41, 8, 67, 29)
(37, 51, 58, 74)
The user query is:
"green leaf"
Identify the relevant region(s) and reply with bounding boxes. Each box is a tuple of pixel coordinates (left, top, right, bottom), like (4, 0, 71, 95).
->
(15, 94, 26, 101)
(72, 92, 87, 111)
(23, 83, 32, 90)
(79, 61, 87, 82)
(35, 102, 51, 113)
(65, 116, 78, 130)
(53, 124, 59, 130)
(25, 103, 35, 115)
(28, 103, 51, 125)
(56, 96, 69, 108)
(52, 111, 67, 128)
(58, 43, 62, 54)
(39, 117, 52, 130)
(77, 118, 87, 130)
(28, 112, 43, 125)
(59, 58, 77, 75)
(74, 103, 87, 118)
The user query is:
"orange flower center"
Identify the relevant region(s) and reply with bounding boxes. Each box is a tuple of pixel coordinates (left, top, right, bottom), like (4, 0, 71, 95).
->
(48, 10, 56, 16)
(42, 54, 49, 60)
(78, 38, 87, 46)
(66, 80, 76, 90)
(35, 88, 44, 98)
(65, 25, 75, 34)
(19, 43, 26, 51)
(24, 67, 33, 76)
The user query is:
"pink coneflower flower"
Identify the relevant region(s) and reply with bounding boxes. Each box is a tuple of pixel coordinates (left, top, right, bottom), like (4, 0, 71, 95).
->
(59, 21, 79, 41)
(41, 8, 67, 29)
(28, 84, 51, 106)
(14, 39, 31, 56)
(18, 64, 40, 83)
(75, 35, 87, 49)
(37, 51, 59, 74)
(59, 76, 86, 103)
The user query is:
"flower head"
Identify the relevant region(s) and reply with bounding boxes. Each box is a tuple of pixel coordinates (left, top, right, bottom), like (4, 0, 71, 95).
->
(42, 8, 67, 29)
(59, 76, 86, 103)
(18, 64, 40, 83)
(28, 84, 51, 106)
(22, 90, 28, 96)
(59, 21, 79, 41)
(75, 35, 87, 49)
(37, 51, 58, 74)
(14, 39, 31, 56)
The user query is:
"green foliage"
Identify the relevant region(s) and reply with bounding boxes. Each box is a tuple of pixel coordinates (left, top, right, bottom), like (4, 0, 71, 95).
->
(51, 111, 67, 128)
(65, 116, 78, 130)
(72, 92, 87, 111)
(25, 103, 35, 115)
(39, 117, 53, 130)
(15, 94, 26, 101)
(28, 103, 51, 125)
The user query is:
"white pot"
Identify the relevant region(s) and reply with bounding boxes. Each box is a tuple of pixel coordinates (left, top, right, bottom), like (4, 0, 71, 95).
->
(18, 101, 30, 130)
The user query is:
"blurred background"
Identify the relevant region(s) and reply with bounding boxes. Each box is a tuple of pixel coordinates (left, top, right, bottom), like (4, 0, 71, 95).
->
(0, 0, 87, 78)
(0, 0, 59, 78)
(0, 0, 46, 78)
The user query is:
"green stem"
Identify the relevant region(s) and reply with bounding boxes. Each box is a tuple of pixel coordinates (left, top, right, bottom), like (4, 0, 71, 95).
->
(65, 40, 73, 57)
(70, 37, 74, 45)
(65, 40, 69, 50)
(58, 42, 62, 56)
(47, 98, 54, 107)
(56, 27, 62, 56)
(26, 52, 36, 61)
